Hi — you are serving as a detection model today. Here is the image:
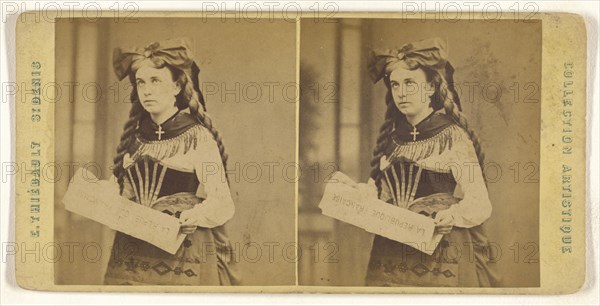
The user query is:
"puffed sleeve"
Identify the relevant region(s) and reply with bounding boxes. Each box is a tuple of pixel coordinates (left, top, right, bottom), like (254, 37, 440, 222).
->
(444, 128, 492, 228)
(181, 127, 235, 228)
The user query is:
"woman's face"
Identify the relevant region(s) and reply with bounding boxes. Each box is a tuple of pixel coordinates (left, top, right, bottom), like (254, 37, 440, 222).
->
(135, 65, 181, 116)
(389, 67, 433, 118)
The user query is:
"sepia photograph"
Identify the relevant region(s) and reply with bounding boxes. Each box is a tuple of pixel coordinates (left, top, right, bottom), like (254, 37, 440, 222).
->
(53, 17, 297, 286)
(7, 5, 591, 298)
(299, 18, 542, 287)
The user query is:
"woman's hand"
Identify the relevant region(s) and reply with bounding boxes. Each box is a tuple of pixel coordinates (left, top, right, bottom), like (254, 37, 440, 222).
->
(179, 210, 198, 235)
(434, 209, 454, 235)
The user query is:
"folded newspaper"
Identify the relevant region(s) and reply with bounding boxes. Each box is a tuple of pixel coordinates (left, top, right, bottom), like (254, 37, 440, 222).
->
(319, 172, 442, 255)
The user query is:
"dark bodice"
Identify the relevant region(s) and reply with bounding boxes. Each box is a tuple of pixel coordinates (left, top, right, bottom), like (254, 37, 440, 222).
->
(379, 114, 459, 207)
(124, 156, 200, 206)
(381, 160, 457, 206)
(120, 112, 206, 206)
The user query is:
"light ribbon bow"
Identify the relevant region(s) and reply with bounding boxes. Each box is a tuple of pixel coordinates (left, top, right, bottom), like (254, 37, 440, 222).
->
(367, 37, 449, 84)
(112, 37, 197, 81)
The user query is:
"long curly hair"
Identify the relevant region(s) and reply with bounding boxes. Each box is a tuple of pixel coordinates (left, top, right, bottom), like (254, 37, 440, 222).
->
(112, 57, 228, 194)
(369, 63, 486, 192)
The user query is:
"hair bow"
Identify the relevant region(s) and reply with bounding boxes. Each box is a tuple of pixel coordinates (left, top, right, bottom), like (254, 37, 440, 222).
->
(112, 37, 196, 81)
(367, 37, 449, 84)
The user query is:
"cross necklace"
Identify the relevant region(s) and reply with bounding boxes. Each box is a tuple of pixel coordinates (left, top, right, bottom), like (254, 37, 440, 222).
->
(154, 109, 181, 140)
(410, 125, 420, 141)
(408, 110, 437, 141)
(155, 125, 165, 140)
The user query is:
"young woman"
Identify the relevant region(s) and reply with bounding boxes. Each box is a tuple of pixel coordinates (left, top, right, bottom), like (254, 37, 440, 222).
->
(362, 38, 499, 287)
(104, 38, 240, 285)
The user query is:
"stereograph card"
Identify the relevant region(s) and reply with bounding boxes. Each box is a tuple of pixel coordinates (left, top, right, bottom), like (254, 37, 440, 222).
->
(9, 10, 588, 294)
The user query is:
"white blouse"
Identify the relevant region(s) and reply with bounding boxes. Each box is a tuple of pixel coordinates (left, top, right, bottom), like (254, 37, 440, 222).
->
(162, 125, 234, 228)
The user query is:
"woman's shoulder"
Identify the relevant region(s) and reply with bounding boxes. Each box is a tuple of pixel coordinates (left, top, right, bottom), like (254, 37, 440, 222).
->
(447, 123, 474, 145)
(174, 113, 216, 143)
(444, 123, 469, 140)
(182, 121, 213, 141)
(432, 123, 473, 154)
(426, 111, 470, 142)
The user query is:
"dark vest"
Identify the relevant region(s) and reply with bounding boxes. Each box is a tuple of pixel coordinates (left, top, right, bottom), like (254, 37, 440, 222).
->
(124, 156, 200, 206)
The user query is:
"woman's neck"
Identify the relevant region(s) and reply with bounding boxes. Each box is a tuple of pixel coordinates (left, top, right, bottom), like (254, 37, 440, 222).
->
(150, 107, 180, 126)
(405, 108, 434, 126)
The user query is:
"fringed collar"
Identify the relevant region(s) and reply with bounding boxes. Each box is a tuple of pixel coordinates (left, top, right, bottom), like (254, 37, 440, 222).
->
(129, 124, 210, 162)
(384, 112, 463, 165)
(127, 111, 210, 162)
(386, 124, 463, 165)
(138, 110, 198, 141)
(392, 111, 454, 143)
